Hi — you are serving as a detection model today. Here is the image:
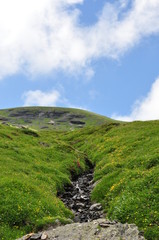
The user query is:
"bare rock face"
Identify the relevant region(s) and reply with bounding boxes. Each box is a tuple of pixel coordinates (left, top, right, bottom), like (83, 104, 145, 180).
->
(18, 219, 145, 240)
(46, 219, 145, 240)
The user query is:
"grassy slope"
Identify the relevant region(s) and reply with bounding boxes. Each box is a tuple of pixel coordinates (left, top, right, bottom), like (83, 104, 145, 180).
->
(0, 124, 87, 239)
(0, 107, 113, 130)
(0, 116, 159, 239)
(64, 121, 159, 240)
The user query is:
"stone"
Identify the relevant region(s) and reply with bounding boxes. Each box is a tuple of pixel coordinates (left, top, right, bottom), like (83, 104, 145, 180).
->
(41, 232, 48, 239)
(55, 219, 61, 226)
(23, 233, 34, 240)
(76, 203, 85, 208)
(90, 203, 102, 211)
(92, 180, 101, 188)
(48, 120, 55, 125)
(30, 233, 42, 239)
(70, 120, 85, 125)
(32, 219, 145, 240)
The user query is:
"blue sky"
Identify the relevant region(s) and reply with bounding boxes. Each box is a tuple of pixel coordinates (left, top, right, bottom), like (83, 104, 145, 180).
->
(0, 0, 159, 121)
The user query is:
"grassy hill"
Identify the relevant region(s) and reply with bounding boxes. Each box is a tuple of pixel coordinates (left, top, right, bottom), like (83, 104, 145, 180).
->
(0, 107, 158, 240)
(0, 107, 114, 130)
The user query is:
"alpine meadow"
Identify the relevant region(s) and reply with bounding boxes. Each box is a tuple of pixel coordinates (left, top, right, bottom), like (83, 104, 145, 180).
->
(0, 107, 158, 240)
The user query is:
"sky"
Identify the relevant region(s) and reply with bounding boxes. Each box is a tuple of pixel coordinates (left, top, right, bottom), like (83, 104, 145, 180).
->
(0, 0, 159, 121)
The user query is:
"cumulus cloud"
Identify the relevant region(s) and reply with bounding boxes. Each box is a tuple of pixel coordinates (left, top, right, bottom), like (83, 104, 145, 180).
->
(112, 77, 159, 121)
(0, 0, 159, 79)
(23, 90, 60, 106)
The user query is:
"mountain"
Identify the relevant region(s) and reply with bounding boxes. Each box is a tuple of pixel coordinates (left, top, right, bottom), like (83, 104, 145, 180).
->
(0, 107, 115, 130)
(0, 107, 158, 240)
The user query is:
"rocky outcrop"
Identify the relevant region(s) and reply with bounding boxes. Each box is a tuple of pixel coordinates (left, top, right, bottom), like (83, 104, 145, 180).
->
(17, 219, 145, 240)
(46, 219, 145, 240)
(1, 108, 88, 130)
(70, 120, 85, 125)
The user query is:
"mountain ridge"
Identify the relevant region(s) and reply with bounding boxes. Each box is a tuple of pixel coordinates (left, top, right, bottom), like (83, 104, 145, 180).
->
(0, 106, 116, 131)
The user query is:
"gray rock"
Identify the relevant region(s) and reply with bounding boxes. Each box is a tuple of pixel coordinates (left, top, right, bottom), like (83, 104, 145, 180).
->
(41, 232, 48, 239)
(17, 233, 34, 240)
(48, 120, 55, 125)
(30, 233, 42, 239)
(92, 180, 101, 188)
(34, 219, 145, 240)
(90, 203, 102, 211)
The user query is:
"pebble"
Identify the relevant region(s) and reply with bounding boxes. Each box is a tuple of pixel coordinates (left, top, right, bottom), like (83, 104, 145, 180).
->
(41, 232, 48, 239)
(30, 233, 42, 239)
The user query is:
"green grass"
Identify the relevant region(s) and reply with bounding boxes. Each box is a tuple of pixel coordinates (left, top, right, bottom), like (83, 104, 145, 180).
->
(64, 121, 159, 240)
(0, 112, 159, 240)
(0, 124, 87, 239)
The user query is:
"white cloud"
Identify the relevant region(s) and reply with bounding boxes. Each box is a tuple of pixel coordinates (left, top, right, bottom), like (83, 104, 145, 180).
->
(0, 0, 159, 79)
(112, 77, 159, 121)
(23, 90, 60, 106)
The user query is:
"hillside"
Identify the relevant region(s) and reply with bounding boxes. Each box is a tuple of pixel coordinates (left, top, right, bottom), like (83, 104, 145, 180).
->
(0, 107, 114, 130)
(64, 121, 159, 240)
(0, 108, 158, 240)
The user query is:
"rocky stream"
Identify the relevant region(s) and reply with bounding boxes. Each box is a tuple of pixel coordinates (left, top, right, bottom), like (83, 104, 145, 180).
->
(59, 168, 104, 223)
(18, 168, 146, 240)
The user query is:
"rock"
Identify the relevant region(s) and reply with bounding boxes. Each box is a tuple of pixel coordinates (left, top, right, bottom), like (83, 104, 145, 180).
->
(76, 203, 85, 208)
(80, 195, 89, 201)
(1, 121, 9, 125)
(90, 203, 102, 211)
(0, 116, 8, 121)
(41, 232, 48, 239)
(18, 219, 146, 240)
(30, 233, 42, 239)
(99, 220, 117, 226)
(26, 219, 145, 240)
(70, 120, 85, 125)
(40, 126, 49, 129)
(23, 233, 34, 240)
(99, 223, 112, 228)
(92, 180, 101, 188)
(55, 219, 60, 226)
(48, 120, 55, 125)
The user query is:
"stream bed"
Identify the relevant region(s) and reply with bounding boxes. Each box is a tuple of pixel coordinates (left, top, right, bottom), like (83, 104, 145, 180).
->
(18, 169, 146, 240)
(59, 168, 104, 223)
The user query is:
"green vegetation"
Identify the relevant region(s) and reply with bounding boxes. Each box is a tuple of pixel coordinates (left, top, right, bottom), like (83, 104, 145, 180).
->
(65, 121, 159, 240)
(0, 124, 87, 239)
(0, 107, 159, 240)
